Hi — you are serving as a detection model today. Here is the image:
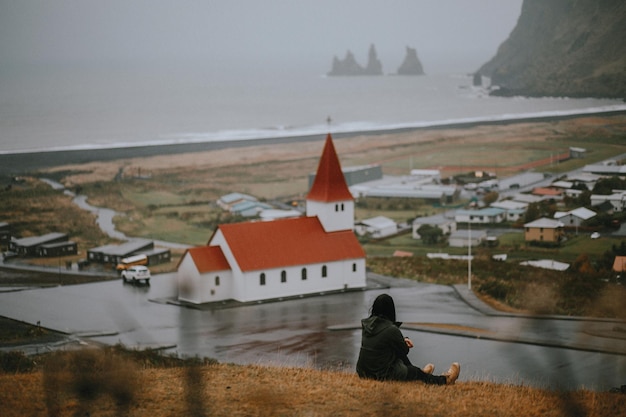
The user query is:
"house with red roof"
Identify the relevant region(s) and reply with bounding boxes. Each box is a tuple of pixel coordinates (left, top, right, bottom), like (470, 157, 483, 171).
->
(176, 134, 366, 304)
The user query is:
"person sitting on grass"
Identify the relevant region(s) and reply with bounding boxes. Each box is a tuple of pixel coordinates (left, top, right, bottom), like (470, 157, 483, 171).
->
(356, 293, 460, 385)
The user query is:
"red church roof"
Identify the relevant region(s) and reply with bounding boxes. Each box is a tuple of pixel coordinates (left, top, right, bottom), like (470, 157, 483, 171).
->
(307, 134, 353, 202)
(182, 246, 230, 273)
(214, 216, 365, 272)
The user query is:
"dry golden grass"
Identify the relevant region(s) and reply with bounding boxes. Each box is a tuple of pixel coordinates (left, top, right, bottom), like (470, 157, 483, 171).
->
(1, 360, 623, 417)
(47, 114, 626, 186)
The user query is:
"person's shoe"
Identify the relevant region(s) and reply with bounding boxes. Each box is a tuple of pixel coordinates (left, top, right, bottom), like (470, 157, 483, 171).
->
(443, 362, 460, 385)
(422, 363, 435, 375)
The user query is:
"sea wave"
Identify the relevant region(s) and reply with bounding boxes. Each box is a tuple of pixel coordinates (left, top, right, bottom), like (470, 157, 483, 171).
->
(1, 104, 625, 156)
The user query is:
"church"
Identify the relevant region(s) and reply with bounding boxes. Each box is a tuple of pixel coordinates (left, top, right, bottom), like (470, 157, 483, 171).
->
(176, 134, 367, 304)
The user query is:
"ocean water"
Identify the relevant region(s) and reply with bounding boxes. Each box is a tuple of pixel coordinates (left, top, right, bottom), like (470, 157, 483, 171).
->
(1, 66, 624, 154)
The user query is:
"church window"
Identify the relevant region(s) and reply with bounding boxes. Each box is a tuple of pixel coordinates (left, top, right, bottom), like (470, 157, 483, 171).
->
(341, 203, 345, 211)
(352, 263, 357, 272)
(215, 276, 220, 286)
(301, 268, 307, 280)
(260, 273, 266, 286)
(281, 270, 287, 283)
(335, 204, 339, 212)
(321, 265, 327, 278)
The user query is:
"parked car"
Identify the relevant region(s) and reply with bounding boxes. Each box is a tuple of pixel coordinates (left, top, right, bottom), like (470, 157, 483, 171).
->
(590, 232, 600, 239)
(121, 265, 151, 285)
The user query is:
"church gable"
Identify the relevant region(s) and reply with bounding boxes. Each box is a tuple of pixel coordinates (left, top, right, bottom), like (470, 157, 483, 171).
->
(178, 246, 231, 273)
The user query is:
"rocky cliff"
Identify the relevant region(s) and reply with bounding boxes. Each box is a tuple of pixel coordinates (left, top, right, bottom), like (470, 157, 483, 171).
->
(328, 44, 383, 76)
(478, 0, 626, 99)
(397, 46, 424, 75)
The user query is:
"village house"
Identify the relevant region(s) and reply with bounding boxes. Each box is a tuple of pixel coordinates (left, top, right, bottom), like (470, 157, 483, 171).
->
(176, 134, 367, 304)
(412, 214, 456, 239)
(454, 208, 505, 224)
(590, 191, 626, 212)
(524, 217, 565, 244)
(489, 200, 527, 222)
(355, 216, 397, 239)
(448, 229, 487, 248)
(87, 239, 171, 266)
(531, 187, 564, 201)
(553, 207, 597, 229)
(8, 232, 75, 257)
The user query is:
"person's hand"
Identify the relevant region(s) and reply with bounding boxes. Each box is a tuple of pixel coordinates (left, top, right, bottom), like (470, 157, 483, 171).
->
(404, 337, 414, 348)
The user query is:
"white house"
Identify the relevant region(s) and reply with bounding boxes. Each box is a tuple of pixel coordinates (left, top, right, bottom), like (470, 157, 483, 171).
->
(448, 229, 487, 248)
(591, 191, 626, 212)
(490, 200, 528, 222)
(355, 216, 397, 238)
(455, 208, 505, 224)
(176, 134, 367, 304)
(412, 215, 456, 239)
(554, 207, 597, 228)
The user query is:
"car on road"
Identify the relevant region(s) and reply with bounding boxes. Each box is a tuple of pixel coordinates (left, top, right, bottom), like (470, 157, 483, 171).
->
(121, 265, 151, 285)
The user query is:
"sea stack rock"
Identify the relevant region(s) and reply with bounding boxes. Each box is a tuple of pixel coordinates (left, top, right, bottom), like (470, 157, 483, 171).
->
(396, 46, 424, 75)
(327, 44, 383, 76)
(364, 44, 383, 75)
(328, 50, 365, 76)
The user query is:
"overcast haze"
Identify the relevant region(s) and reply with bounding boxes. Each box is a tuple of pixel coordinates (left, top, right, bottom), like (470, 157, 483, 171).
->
(1, 1, 523, 75)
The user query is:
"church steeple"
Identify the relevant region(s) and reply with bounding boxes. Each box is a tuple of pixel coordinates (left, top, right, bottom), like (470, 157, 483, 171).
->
(307, 134, 353, 202)
(306, 134, 354, 232)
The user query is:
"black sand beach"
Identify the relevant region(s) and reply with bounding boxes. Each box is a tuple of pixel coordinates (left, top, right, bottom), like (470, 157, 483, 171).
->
(1, 109, 625, 179)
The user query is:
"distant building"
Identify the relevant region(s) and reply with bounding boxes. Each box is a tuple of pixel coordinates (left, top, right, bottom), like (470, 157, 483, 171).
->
(455, 208, 505, 224)
(9, 232, 69, 256)
(583, 163, 626, 176)
(37, 241, 78, 257)
(590, 191, 626, 212)
(217, 193, 258, 211)
(448, 229, 487, 248)
(554, 207, 597, 228)
(569, 147, 587, 158)
(355, 216, 397, 238)
(412, 215, 456, 239)
(490, 200, 528, 222)
(498, 172, 545, 191)
(88, 239, 155, 264)
(177, 134, 366, 304)
(524, 218, 565, 244)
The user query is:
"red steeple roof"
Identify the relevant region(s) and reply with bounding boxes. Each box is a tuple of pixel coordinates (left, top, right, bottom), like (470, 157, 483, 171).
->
(307, 134, 353, 202)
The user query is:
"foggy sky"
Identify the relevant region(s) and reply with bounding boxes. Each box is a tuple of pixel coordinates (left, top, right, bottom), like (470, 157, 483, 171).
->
(1, 1, 522, 74)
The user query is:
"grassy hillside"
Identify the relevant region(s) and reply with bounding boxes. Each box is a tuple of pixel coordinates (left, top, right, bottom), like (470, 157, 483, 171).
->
(0, 347, 624, 417)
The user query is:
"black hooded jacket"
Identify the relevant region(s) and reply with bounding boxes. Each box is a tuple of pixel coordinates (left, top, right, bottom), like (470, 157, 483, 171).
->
(356, 315, 409, 380)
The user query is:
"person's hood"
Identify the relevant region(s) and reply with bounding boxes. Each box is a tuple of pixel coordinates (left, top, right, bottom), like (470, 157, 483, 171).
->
(361, 315, 401, 336)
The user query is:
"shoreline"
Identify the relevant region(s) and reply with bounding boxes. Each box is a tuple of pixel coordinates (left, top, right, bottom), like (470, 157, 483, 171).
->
(2, 108, 626, 177)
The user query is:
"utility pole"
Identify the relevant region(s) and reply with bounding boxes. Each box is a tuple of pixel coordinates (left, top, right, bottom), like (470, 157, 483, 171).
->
(468, 221, 472, 290)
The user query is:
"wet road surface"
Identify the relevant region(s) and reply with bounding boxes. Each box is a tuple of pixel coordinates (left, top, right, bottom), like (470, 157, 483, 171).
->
(0, 272, 624, 391)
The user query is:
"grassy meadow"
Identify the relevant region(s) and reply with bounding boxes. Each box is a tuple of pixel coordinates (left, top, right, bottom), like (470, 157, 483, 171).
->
(0, 347, 624, 417)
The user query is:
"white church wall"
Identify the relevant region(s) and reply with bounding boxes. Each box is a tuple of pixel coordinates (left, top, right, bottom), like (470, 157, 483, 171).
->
(237, 259, 365, 302)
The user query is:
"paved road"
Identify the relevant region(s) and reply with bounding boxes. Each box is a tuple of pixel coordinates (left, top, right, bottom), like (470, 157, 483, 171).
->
(0, 271, 624, 391)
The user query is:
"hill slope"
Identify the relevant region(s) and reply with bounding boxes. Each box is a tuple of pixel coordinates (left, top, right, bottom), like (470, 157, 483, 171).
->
(478, 0, 626, 98)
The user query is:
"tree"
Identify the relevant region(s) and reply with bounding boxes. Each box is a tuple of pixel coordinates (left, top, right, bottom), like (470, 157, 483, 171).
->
(417, 224, 443, 244)
(483, 191, 499, 206)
